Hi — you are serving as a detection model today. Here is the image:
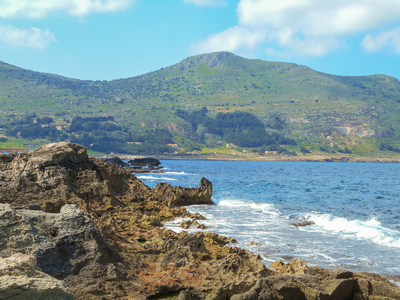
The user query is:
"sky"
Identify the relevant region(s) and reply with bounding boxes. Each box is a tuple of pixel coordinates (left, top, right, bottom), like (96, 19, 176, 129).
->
(1, 0, 400, 81)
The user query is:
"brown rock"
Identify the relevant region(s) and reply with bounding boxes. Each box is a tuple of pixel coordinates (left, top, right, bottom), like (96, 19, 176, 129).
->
(1, 142, 399, 300)
(155, 177, 214, 207)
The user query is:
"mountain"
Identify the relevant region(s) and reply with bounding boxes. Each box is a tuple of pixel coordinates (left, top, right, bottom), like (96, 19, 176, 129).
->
(1, 52, 400, 157)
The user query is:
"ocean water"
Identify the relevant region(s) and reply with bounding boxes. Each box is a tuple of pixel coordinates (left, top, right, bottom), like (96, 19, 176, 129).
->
(137, 160, 400, 278)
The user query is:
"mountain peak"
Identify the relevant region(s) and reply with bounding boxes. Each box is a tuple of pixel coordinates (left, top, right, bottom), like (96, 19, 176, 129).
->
(181, 51, 239, 69)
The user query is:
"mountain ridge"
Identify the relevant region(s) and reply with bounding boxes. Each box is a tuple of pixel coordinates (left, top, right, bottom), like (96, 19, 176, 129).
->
(1, 52, 400, 157)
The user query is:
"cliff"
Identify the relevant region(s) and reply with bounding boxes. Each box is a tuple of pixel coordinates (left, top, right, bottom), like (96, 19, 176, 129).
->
(0, 142, 399, 299)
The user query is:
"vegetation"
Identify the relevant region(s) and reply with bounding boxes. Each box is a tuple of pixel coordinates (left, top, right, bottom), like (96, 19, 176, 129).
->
(175, 108, 295, 148)
(1, 51, 400, 157)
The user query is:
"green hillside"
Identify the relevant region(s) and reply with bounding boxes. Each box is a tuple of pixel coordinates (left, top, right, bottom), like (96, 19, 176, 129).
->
(1, 52, 400, 158)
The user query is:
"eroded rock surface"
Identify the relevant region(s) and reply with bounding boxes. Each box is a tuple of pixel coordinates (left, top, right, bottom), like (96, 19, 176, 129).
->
(155, 177, 213, 207)
(0, 203, 122, 298)
(0, 142, 399, 299)
(0, 253, 75, 300)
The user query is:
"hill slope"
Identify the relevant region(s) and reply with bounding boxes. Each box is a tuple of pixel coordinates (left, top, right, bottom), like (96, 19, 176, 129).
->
(1, 52, 400, 156)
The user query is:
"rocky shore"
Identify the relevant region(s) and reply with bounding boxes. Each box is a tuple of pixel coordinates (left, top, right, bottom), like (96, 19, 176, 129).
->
(0, 142, 399, 299)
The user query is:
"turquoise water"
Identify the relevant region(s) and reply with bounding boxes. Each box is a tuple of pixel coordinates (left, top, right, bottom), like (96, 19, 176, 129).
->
(138, 160, 400, 277)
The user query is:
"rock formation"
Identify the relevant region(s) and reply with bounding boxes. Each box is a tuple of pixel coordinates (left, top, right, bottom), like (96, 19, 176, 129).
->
(129, 157, 161, 167)
(0, 253, 75, 300)
(155, 177, 213, 207)
(0, 203, 121, 298)
(0, 142, 399, 299)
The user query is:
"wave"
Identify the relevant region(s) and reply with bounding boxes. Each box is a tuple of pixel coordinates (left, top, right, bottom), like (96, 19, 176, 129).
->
(163, 171, 195, 175)
(218, 199, 280, 215)
(136, 175, 178, 181)
(304, 213, 400, 248)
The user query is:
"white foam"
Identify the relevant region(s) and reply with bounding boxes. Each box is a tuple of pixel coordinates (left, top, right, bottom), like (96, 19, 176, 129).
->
(218, 199, 280, 215)
(304, 213, 400, 248)
(163, 217, 192, 233)
(136, 175, 177, 181)
(163, 171, 195, 175)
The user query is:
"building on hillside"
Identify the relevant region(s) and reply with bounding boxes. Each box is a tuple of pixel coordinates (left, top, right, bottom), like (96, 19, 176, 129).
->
(265, 151, 278, 155)
(55, 123, 69, 130)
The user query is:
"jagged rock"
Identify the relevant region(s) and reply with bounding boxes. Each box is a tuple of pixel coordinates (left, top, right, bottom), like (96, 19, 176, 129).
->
(1, 142, 399, 299)
(249, 259, 400, 300)
(104, 156, 127, 167)
(192, 213, 206, 220)
(0, 142, 151, 212)
(180, 219, 208, 230)
(270, 259, 308, 275)
(155, 177, 214, 207)
(0, 203, 121, 298)
(0, 253, 75, 300)
(129, 157, 161, 167)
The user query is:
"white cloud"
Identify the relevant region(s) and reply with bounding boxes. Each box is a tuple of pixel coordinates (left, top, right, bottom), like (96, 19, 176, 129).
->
(194, 26, 266, 53)
(194, 0, 400, 57)
(0, 0, 134, 19)
(184, 0, 227, 7)
(0, 25, 56, 50)
(362, 28, 400, 53)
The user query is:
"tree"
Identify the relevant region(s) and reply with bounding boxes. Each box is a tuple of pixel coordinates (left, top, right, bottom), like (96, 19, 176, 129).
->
(300, 147, 311, 154)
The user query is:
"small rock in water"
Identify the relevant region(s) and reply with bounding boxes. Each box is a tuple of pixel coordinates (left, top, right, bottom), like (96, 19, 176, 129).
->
(291, 221, 315, 227)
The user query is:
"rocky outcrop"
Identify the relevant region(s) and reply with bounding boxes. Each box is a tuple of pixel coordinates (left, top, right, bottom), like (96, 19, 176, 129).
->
(155, 177, 213, 207)
(230, 259, 400, 300)
(0, 253, 75, 300)
(0, 203, 122, 298)
(0, 142, 151, 213)
(129, 157, 161, 167)
(0, 142, 399, 299)
(104, 156, 127, 167)
(337, 123, 375, 137)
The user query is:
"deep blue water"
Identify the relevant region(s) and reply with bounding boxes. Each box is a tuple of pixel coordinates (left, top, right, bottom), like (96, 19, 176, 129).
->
(137, 160, 400, 277)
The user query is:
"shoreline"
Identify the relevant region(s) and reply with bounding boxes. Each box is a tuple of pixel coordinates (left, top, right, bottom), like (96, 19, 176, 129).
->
(2, 142, 400, 299)
(155, 154, 400, 163)
(91, 153, 400, 163)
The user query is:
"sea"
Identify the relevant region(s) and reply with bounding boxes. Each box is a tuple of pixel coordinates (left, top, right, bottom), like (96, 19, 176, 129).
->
(137, 160, 400, 279)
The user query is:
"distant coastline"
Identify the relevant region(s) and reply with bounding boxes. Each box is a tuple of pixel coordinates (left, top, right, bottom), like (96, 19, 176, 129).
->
(91, 153, 400, 163)
(157, 154, 400, 163)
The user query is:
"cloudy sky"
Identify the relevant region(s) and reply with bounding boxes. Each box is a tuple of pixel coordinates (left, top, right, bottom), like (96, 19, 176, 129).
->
(0, 0, 400, 80)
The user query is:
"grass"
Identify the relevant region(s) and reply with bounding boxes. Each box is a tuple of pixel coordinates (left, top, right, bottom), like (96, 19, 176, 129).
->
(2, 52, 400, 158)
(0, 138, 46, 149)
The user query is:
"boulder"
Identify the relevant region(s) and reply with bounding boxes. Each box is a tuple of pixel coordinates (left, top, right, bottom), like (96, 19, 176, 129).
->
(0, 253, 75, 300)
(0, 203, 121, 298)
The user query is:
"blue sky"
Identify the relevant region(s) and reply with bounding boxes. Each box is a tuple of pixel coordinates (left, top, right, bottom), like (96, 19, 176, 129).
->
(1, 0, 400, 81)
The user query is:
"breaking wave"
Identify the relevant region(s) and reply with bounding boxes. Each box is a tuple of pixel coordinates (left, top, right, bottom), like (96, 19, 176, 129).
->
(303, 213, 400, 248)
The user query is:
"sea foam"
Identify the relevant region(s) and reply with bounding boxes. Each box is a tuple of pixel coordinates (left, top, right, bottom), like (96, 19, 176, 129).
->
(218, 199, 280, 215)
(136, 175, 178, 181)
(304, 213, 400, 248)
(163, 171, 194, 175)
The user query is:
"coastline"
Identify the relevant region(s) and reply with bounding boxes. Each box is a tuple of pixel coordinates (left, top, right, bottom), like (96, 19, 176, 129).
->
(1, 142, 399, 299)
(155, 153, 400, 163)
(91, 152, 400, 163)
